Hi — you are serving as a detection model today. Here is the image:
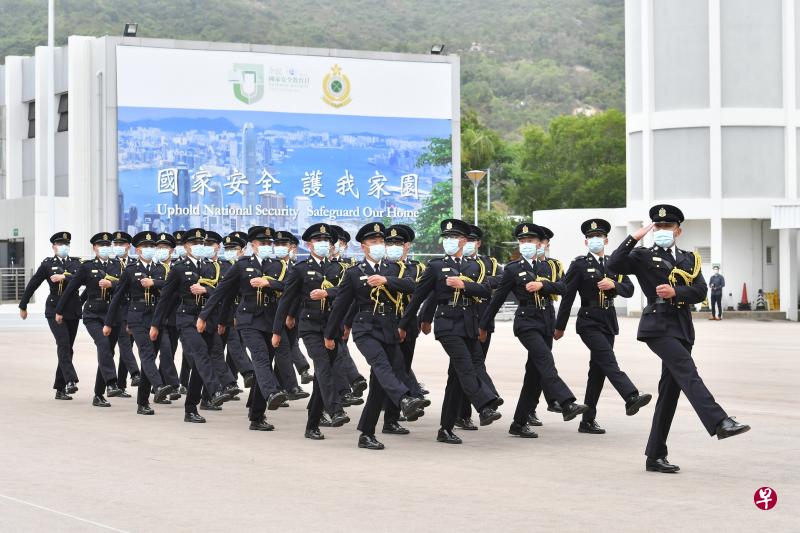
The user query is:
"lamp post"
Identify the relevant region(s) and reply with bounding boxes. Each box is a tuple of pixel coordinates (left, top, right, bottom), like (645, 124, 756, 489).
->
(465, 170, 486, 226)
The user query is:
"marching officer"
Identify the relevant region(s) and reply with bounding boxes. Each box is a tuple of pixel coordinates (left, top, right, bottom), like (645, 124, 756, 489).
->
(399, 219, 502, 445)
(103, 231, 174, 415)
(285, 233, 314, 386)
(198, 226, 289, 431)
(55, 232, 124, 406)
(480, 223, 589, 439)
(272, 223, 350, 440)
(324, 222, 429, 450)
(111, 231, 142, 393)
(153, 232, 182, 400)
(553, 218, 652, 434)
(170, 230, 190, 395)
(606, 204, 750, 473)
(150, 228, 233, 423)
(19, 232, 82, 399)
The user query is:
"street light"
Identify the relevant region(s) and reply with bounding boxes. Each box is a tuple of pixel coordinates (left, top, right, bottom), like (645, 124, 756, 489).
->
(465, 170, 486, 226)
(123, 23, 138, 37)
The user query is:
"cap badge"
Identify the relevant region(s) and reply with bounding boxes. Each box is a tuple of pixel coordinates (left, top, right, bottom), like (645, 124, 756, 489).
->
(658, 207, 666, 218)
(446, 221, 453, 230)
(522, 225, 529, 233)
(590, 221, 597, 230)
(390, 228, 397, 237)
(103, 233, 109, 240)
(195, 230, 201, 237)
(63, 232, 68, 239)
(266, 228, 271, 236)
(146, 233, 151, 240)
(320, 225, 327, 234)
(374, 223, 380, 232)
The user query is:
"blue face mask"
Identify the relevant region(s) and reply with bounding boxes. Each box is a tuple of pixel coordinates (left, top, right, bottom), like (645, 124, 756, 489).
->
(587, 237, 605, 254)
(463, 241, 476, 257)
(140, 247, 156, 261)
(173, 247, 185, 258)
(257, 245, 272, 260)
(128, 250, 139, 261)
(190, 244, 205, 258)
(536, 245, 547, 258)
(368, 244, 386, 261)
(98, 246, 112, 259)
(312, 241, 330, 258)
(442, 237, 461, 256)
(386, 245, 403, 261)
(653, 229, 675, 248)
(112, 245, 126, 258)
(519, 242, 537, 260)
(223, 249, 237, 262)
(274, 245, 289, 259)
(56, 244, 70, 258)
(155, 248, 170, 262)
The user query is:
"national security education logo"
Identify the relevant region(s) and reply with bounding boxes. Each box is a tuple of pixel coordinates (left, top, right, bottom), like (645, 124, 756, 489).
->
(230, 64, 265, 104)
(322, 64, 352, 108)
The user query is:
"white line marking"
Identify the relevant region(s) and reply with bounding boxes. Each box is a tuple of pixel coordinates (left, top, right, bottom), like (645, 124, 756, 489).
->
(0, 493, 129, 532)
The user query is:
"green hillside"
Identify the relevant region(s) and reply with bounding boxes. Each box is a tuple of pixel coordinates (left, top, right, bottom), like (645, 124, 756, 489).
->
(0, 0, 625, 135)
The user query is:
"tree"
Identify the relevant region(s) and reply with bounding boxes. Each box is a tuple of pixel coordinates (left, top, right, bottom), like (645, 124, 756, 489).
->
(506, 109, 625, 215)
(413, 181, 453, 255)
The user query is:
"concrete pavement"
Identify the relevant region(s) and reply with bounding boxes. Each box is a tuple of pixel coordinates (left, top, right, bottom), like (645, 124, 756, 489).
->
(0, 314, 796, 532)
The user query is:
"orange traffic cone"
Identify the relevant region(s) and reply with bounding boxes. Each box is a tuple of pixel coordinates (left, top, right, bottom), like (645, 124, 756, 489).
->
(737, 283, 751, 311)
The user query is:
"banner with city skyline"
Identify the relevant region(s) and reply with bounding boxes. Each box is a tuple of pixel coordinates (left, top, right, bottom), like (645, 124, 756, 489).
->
(115, 46, 455, 248)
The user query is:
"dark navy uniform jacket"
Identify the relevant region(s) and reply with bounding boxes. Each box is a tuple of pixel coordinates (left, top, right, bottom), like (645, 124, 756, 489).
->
(324, 259, 415, 344)
(607, 236, 707, 344)
(555, 253, 634, 336)
(479, 258, 566, 337)
(399, 256, 490, 340)
(20, 255, 82, 320)
(200, 255, 287, 332)
(56, 257, 122, 321)
(273, 257, 342, 336)
(152, 257, 221, 330)
(104, 260, 166, 328)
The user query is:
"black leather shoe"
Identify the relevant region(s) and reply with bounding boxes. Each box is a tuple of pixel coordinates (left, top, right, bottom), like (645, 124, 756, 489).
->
(287, 387, 310, 400)
(200, 400, 222, 411)
(358, 434, 385, 450)
(65, 382, 78, 394)
(454, 417, 478, 431)
(479, 407, 501, 426)
(250, 417, 275, 431)
(153, 385, 173, 403)
(225, 383, 244, 397)
(319, 414, 332, 427)
(106, 384, 123, 397)
(55, 390, 73, 400)
(168, 391, 181, 401)
(243, 372, 255, 389)
(266, 391, 289, 411)
(184, 412, 206, 423)
(561, 402, 589, 421)
(210, 390, 232, 407)
(578, 420, 606, 434)
(230, 395, 241, 401)
(305, 428, 325, 440)
(527, 411, 543, 426)
(351, 376, 368, 397)
(341, 392, 364, 407)
(492, 397, 505, 408)
(330, 411, 351, 427)
(300, 369, 313, 384)
(118, 389, 132, 399)
(418, 383, 430, 396)
(625, 392, 653, 416)
(646, 456, 680, 473)
(547, 400, 563, 413)
(716, 417, 751, 440)
(154, 397, 172, 405)
(436, 428, 462, 444)
(92, 395, 110, 407)
(137, 404, 155, 415)
(131, 374, 142, 387)
(509, 422, 538, 438)
(179, 385, 188, 395)
(400, 395, 426, 419)
(382, 422, 410, 435)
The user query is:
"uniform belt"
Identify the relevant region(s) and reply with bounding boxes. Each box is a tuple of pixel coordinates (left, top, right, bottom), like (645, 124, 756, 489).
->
(130, 298, 157, 306)
(437, 298, 474, 307)
(181, 297, 204, 307)
(241, 294, 278, 306)
(518, 300, 551, 309)
(582, 301, 615, 309)
(88, 297, 111, 303)
(357, 303, 399, 315)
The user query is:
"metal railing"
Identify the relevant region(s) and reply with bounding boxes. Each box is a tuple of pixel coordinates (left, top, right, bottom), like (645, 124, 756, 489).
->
(0, 268, 25, 303)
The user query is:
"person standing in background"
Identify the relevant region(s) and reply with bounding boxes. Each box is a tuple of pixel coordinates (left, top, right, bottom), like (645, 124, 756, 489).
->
(708, 266, 725, 321)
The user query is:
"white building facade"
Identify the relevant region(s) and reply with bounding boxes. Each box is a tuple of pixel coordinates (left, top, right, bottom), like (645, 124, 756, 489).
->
(536, 0, 800, 321)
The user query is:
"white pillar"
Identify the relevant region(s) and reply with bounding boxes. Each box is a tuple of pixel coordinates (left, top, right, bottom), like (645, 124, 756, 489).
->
(778, 228, 798, 321)
(709, 0, 723, 268)
(3, 57, 25, 200)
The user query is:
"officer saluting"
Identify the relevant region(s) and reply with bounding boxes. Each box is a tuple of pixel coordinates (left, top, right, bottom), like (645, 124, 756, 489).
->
(103, 231, 173, 415)
(479, 223, 589, 439)
(324, 222, 429, 450)
(554, 219, 651, 434)
(19, 231, 82, 399)
(399, 219, 502, 445)
(607, 204, 750, 473)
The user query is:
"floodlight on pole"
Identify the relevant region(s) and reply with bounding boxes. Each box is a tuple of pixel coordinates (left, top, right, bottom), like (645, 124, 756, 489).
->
(465, 170, 487, 226)
(430, 44, 445, 55)
(123, 23, 138, 37)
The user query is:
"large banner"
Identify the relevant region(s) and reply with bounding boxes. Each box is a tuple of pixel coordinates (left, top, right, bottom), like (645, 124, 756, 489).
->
(115, 46, 454, 245)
